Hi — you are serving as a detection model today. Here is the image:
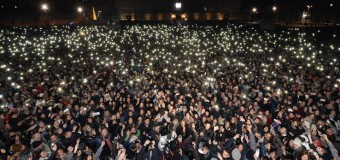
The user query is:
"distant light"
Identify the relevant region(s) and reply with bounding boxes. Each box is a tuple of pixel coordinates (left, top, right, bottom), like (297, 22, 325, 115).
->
(41, 4, 48, 11)
(175, 2, 182, 9)
(252, 7, 257, 13)
(272, 6, 277, 12)
(14, 6, 17, 9)
(77, 7, 83, 13)
(330, 3, 333, 7)
(302, 13, 308, 18)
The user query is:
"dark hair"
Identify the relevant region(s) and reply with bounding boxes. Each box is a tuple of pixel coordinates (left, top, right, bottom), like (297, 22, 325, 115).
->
(297, 150, 310, 160)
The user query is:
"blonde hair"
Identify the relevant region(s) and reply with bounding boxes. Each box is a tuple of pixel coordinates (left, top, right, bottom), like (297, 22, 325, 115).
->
(172, 119, 179, 131)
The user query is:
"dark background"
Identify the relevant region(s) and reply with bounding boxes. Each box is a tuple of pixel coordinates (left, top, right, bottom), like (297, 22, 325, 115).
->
(0, 0, 339, 26)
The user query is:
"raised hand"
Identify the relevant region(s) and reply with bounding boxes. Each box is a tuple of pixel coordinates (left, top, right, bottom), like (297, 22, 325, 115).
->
(217, 152, 222, 160)
(144, 139, 150, 146)
(234, 134, 240, 140)
(101, 141, 106, 148)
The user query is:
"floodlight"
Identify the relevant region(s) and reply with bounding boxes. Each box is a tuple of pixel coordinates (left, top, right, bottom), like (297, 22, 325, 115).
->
(175, 3, 182, 9)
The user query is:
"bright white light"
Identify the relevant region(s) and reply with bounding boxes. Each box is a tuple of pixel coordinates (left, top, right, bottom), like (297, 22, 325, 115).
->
(272, 6, 277, 12)
(41, 4, 48, 11)
(302, 13, 308, 18)
(175, 2, 182, 9)
(252, 7, 257, 13)
(77, 7, 83, 13)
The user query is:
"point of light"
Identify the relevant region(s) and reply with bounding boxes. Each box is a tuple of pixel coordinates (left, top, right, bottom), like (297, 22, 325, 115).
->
(77, 7, 83, 13)
(41, 4, 48, 11)
(272, 6, 277, 12)
(252, 7, 257, 13)
(175, 2, 182, 9)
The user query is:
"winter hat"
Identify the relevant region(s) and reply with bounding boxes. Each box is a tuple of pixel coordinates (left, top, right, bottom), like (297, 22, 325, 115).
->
(293, 138, 302, 148)
(311, 124, 317, 131)
(198, 142, 206, 154)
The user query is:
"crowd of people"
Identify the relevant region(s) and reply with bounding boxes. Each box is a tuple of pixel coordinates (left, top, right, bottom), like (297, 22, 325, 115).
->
(0, 23, 339, 160)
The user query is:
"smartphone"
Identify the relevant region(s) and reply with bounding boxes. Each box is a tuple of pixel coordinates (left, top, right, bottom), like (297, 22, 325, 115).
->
(255, 149, 260, 157)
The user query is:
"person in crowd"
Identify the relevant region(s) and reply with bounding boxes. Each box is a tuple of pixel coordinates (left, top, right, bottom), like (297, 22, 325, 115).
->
(0, 24, 339, 160)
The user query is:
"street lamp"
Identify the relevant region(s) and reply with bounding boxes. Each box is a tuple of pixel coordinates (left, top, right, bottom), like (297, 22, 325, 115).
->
(175, 2, 182, 9)
(41, 4, 48, 13)
(77, 7, 83, 13)
(272, 6, 277, 12)
(77, 7, 84, 22)
(252, 7, 257, 13)
(41, 4, 49, 25)
(251, 7, 258, 23)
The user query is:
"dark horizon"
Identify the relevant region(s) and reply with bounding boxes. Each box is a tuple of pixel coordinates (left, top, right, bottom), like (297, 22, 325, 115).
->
(0, 0, 339, 26)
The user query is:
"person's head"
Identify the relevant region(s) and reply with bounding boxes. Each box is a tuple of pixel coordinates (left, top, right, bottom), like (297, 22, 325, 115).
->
(316, 146, 326, 155)
(38, 121, 45, 127)
(87, 117, 93, 123)
(205, 123, 211, 130)
(297, 150, 310, 160)
(129, 134, 138, 142)
(131, 141, 141, 152)
(57, 148, 65, 157)
(292, 138, 302, 150)
(128, 117, 134, 124)
(85, 154, 93, 160)
(222, 149, 231, 158)
(66, 114, 72, 121)
(265, 133, 272, 141)
(326, 128, 334, 136)
(265, 110, 270, 116)
(50, 134, 58, 142)
(231, 117, 237, 123)
(270, 149, 277, 158)
(33, 133, 41, 141)
(144, 118, 150, 125)
(101, 127, 109, 138)
(111, 114, 116, 121)
(185, 112, 191, 118)
(64, 131, 72, 139)
(237, 143, 243, 152)
(249, 108, 255, 115)
(219, 125, 225, 132)
(258, 110, 263, 115)
(149, 140, 156, 149)
(40, 151, 48, 158)
(265, 143, 272, 150)
(280, 126, 287, 135)
(67, 146, 74, 153)
(202, 144, 210, 155)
